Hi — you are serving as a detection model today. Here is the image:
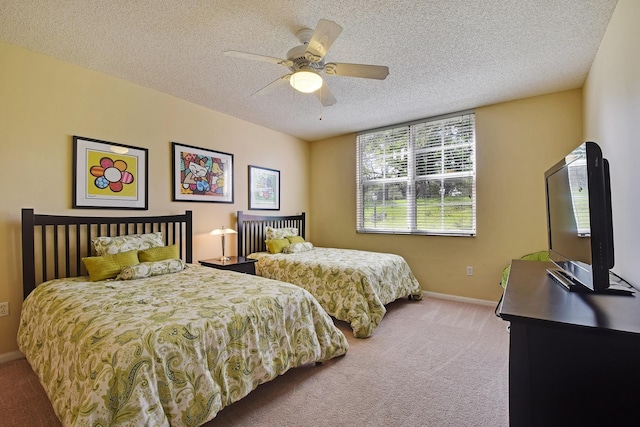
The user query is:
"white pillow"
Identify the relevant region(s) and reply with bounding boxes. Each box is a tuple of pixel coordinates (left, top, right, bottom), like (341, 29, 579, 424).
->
(265, 226, 298, 240)
(93, 232, 164, 256)
(282, 242, 314, 254)
(116, 259, 185, 280)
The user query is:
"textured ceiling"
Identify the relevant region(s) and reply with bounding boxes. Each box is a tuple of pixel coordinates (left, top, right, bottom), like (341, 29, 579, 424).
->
(0, 0, 618, 141)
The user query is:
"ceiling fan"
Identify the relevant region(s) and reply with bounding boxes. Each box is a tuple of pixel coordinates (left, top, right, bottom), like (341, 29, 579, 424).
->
(224, 19, 389, 107)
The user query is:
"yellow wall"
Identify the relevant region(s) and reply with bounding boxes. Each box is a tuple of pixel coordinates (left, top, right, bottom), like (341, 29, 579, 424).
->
(310, 89, 583, 301)
(0, 41, 310, 356)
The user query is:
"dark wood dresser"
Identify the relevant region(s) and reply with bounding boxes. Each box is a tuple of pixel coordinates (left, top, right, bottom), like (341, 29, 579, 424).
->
(499, 259, 640, 427)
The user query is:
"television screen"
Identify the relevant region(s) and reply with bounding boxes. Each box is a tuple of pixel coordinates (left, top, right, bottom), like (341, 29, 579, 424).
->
(545, 142, 614, 292)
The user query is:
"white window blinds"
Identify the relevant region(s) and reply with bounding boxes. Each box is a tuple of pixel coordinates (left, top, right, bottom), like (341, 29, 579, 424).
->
(356, 111, 476, 236)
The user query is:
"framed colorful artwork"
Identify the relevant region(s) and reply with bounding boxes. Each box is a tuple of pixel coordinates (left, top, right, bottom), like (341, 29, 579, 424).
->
(73, 136, 148, 209)
(248, 165, 280, 210)
(172, 142, 234, 203)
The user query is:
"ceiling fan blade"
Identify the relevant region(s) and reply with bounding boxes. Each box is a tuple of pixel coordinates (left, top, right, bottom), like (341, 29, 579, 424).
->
(305, 19, 343, 63)
(251, 75, 291, 97)
(324, 62, 389, 80)
(224, 50, 292, 67)
(315, 81, 337, 107)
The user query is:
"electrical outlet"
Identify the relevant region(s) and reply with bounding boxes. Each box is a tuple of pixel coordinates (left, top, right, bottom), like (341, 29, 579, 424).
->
(0, 302, 8, 317)
(466, 266, 473, 276)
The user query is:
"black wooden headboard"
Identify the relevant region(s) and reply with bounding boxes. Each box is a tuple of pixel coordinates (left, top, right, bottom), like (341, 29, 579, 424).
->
(237, 211, 305, 257)
(21, 209, 193, 299)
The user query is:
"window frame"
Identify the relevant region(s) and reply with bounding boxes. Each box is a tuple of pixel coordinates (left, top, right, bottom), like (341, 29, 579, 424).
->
(356, 110, 476, 237)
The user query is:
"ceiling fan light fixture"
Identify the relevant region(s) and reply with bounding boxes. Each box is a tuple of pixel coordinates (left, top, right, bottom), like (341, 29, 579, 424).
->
(289, 70, 323, 93)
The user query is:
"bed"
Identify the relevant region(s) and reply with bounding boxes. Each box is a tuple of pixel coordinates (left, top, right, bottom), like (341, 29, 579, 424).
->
(17, 209, 348, 427)
(237, 211, 423, 338)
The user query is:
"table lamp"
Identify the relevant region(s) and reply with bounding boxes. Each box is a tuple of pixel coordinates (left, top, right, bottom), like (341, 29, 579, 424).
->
(210, 226, 237, 261)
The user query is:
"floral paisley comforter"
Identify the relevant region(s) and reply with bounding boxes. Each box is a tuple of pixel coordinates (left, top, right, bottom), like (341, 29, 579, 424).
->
(17, 265, 348, 427)
(249, 248, 422, 338)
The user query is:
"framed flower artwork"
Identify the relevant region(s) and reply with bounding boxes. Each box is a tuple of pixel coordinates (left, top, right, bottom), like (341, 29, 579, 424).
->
(172, 142, 234, 203)
(73, 136, 148, 209)
(248, 165, 280, 210)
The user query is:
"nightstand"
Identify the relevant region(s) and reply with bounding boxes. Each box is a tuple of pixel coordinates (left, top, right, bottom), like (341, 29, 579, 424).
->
(199, 256, 258, 275)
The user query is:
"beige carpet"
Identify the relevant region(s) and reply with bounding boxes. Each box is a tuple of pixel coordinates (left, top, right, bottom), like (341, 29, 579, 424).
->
(0, 297, 509, 427)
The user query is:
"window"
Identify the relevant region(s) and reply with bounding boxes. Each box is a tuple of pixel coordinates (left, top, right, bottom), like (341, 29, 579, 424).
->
(356, 111, 476, 236)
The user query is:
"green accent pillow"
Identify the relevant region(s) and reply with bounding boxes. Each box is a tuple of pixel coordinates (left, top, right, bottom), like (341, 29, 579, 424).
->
(82, 250, 140, 282)
(265, 238, 290, 254)
(287, 235, 305, 244)
(138, 245, 179, 262)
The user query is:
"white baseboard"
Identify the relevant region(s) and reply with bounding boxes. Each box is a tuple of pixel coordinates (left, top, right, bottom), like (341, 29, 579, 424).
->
(423, 291, 498, 307)
(0, 350, 25, 364)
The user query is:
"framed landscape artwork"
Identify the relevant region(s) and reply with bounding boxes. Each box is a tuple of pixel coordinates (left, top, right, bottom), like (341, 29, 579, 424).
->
(248, 165, 280, 210)
(73, 135, 148, 209)
(172, 142, 234, 203)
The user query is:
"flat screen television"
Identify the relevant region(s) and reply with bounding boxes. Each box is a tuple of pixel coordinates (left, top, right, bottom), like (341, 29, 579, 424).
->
(544, 141, 631, 294)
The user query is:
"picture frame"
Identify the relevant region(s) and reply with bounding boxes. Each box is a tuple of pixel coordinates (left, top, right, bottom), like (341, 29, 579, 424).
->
(248, 165, 280, 210)
(172, 142, 234, 203)
(73, 136, 148, 210)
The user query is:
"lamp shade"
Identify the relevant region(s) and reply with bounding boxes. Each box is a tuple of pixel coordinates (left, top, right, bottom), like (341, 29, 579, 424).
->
(289, 70, 323, 93)
(210, 227, 237, 236)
